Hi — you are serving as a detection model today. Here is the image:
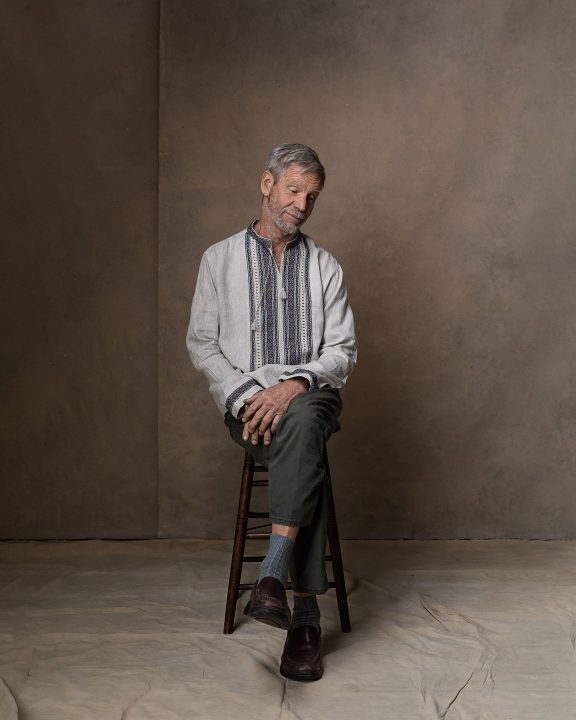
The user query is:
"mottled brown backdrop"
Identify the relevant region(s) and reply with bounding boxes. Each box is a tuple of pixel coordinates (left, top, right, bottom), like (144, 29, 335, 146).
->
(1, 0, 159, 538)
(3, 1, 576, 539)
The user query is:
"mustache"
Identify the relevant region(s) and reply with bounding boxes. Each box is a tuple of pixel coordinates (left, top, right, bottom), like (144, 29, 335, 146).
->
(284, 209, 305, 220)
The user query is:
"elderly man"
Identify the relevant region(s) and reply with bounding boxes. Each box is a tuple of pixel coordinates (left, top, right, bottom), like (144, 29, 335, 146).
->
(186, 143, 356, 681)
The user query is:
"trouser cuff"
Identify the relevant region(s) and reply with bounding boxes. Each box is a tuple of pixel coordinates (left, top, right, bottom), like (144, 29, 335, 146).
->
(269, 516, 302, 528)
(291, 579, 329, 595)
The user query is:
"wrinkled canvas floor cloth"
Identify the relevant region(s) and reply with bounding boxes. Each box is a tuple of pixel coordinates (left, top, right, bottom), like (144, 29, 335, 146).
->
(1, 539, 576, 720)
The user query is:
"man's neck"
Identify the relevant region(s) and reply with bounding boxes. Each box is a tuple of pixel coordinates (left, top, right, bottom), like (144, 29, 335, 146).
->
(253, 219, 296, 269)
(254, 218, 296, 247)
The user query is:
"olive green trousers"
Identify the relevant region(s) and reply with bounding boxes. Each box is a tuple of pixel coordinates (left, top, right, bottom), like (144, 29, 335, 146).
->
(224, 387, 342, 594)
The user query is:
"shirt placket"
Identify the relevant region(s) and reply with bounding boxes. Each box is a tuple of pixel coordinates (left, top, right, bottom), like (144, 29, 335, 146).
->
(276, 248, 286, 365)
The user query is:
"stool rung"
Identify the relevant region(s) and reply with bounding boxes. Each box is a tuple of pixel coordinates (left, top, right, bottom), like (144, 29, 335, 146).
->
(248, 511, 270, 518)
(246, 532, 271, 539)
(252, 479, 268, 486)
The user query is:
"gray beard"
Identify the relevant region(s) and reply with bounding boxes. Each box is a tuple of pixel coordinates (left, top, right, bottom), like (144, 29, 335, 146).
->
(272, 212, 304, 235)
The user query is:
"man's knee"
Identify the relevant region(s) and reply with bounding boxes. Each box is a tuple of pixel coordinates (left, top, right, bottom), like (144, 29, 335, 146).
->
(281, 388, 342, 436)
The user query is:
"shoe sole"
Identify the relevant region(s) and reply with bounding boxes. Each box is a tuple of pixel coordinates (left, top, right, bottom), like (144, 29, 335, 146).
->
(280, 665, 324, 682)
(243, 603, 291, 630)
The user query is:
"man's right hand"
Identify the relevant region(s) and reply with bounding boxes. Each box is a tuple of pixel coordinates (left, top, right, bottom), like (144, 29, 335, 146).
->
(241, 378, 309, 446)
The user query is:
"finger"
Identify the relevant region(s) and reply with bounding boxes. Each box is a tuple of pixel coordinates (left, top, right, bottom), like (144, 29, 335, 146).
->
(242, 406, 256, 423)
(247, 407, 272, 434)
(270, 413, 284, 433)
(242, 418, 259, 441)
(258, 409, 276, 435)
(250, 428, 259, 445)
(263, 428, 272, 446)
(242, 397, 263, 422)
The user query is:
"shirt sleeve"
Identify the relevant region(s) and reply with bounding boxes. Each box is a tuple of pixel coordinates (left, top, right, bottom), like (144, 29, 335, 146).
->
(186, 251, 262, 417)
(278, 256, 357, 389)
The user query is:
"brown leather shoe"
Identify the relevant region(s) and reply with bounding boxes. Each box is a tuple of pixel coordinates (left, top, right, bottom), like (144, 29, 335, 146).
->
(280, 625, 324, 681)
(243, 576, 291, 629)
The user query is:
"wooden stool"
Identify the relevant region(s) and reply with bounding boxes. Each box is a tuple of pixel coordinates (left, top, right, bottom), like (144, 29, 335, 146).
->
(223, 450, 351, 634)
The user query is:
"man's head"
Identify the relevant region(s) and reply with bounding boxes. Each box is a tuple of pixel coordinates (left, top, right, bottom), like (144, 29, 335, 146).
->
(260, 144, 325, 236)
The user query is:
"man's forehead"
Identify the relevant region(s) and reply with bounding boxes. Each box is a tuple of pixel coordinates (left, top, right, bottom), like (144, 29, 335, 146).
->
(280, 165, 323, 189)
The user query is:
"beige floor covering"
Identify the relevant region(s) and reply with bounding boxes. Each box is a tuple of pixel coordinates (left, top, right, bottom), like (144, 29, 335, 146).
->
(1, 539, 575, 720)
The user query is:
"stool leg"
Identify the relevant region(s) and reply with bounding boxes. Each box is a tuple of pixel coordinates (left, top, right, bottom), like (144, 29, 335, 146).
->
(223, 452, 254, 634)
(325, 455, 351, 633)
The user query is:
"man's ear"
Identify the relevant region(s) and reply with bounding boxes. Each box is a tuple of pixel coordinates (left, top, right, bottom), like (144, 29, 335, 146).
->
(260, 170, 274, 197)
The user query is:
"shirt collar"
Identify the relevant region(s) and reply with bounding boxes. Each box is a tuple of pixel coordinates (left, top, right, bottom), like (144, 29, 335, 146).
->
(247, 221, 303, 250)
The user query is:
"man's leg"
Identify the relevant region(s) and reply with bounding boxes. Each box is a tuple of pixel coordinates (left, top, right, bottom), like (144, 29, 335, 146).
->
(269, 388, 341, 681)
(225, 388, 341, 589)
(268, 388, 341, 595)
(224, 412, 295, 628)
(224, 415, 299, 581)
(225, 388, 341, 615)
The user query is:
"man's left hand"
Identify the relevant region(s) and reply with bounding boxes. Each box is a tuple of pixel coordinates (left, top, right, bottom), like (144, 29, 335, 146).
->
(242, 378, 309, 446)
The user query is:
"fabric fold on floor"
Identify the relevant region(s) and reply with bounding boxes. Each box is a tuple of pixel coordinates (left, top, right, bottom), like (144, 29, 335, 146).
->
(1, 539, 576, 719)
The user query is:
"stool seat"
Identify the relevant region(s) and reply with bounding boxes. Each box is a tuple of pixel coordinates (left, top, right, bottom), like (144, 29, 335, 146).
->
(223, 450, 351, 634)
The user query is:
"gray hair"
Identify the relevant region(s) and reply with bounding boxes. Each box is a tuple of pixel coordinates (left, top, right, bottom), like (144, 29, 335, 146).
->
(265, 143, 325, 186)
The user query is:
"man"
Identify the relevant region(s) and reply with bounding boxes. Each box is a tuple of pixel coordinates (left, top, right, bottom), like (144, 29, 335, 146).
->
(186, 143, 356, 681)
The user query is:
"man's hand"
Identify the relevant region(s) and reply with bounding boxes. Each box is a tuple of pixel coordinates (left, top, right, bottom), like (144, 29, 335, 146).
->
(242, 378, 309, 446)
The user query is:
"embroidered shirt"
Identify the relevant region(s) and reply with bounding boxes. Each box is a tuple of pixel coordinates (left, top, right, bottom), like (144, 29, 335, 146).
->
(186, 223, 357, 418)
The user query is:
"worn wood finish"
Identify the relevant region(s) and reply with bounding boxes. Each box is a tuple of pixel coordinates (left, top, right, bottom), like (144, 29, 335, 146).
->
(223, 453, 255, 634)
(325, 450, 352, 633)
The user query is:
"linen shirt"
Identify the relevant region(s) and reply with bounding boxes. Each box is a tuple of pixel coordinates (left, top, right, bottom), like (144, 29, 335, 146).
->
(186, 223, 357, 418)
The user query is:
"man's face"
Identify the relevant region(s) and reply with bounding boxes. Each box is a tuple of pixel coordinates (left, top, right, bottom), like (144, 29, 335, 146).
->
(263, 165, 323, 235)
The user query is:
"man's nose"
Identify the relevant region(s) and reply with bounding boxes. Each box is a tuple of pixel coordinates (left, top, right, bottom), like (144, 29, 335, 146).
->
(293, 194, 307, 213)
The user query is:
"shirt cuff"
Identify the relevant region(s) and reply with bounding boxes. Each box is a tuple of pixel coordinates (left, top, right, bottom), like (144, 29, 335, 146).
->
(278, 369, 319, 390)
(225, 379, 262, 419)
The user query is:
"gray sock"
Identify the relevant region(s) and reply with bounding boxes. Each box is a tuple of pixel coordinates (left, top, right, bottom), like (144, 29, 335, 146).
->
(258, 533, 295, 586)
(291, 594, 321, 629)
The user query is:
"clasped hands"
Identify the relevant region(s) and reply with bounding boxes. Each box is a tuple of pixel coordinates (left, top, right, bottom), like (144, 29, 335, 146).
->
(241, 378, 309, 446)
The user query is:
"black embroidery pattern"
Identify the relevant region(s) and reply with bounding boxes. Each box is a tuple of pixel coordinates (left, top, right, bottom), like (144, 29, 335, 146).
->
(245, 233, 256, 371)
(245, 223, 311, 370)
(302, 242, 313, 363)
(225, 379, 259, 412)
(283, 242, 300, 365)
(282, 368, 319, 390)
(257, 241, 278, 366)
